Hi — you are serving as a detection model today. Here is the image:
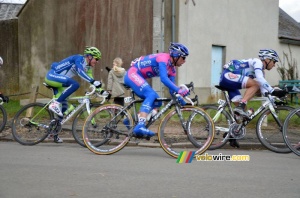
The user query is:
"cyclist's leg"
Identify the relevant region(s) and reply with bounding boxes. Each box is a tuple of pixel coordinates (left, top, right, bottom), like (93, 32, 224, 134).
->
(124, 67, 158, 137)
(45, 70, 79, 116)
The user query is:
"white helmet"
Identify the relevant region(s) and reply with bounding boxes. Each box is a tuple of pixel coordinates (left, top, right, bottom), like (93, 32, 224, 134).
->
(0, 56, 3, 66)
(258, 49, 279, 62)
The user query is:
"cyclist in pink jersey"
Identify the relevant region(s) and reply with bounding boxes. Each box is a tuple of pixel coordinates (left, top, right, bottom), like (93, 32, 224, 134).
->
(124, 43, 190, 137)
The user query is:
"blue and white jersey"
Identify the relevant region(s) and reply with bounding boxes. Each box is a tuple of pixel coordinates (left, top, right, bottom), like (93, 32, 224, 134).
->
(223, 58, 273, 92)
(50, 54, 93, 83)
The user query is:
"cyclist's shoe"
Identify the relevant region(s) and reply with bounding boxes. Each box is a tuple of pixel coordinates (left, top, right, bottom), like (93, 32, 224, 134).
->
(53, 135, 63, 143)
(123, 118, 130, 129)
(233, 103, 249, 119)
(49, 101, 63, 117)
(229, 138, 240, 148)
(133, 123, 155, 137)
(47, 134, 63, 143)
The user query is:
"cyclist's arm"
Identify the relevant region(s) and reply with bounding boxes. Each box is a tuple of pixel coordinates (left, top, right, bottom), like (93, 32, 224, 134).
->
(253, 58, 274, 93)
(158, 63, 179, 93)
(74, 58, 95, 83)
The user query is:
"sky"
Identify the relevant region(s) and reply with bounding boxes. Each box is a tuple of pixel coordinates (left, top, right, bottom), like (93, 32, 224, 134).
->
(279, 0, 300, 22)
(1, 0, 300, 22)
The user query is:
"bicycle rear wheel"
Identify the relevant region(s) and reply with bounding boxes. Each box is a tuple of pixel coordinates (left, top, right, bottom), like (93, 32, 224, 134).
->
(12, 102, 54, 145)
(201, 105, 232, 150)
(283, 108, 300, 156)
(256, 105, 293, 153)
(72, 104, 100, 147)
(0, 105, 7, 133)
(83, 104, 134, 155)
(158, 106, 214, 158)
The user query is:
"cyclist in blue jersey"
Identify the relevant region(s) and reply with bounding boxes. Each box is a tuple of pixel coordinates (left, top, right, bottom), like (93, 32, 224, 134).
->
(219, 49, 287, 147)
(45, 47, 104, 143)
(0, 56, 9, 103)
(124, 42, 190, 137)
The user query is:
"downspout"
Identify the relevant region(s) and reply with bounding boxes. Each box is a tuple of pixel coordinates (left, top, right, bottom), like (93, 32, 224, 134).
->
(172, 0, 175, 42)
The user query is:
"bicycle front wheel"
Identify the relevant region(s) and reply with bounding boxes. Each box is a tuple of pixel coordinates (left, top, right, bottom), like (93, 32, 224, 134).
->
(0, 105, 7, 133)
(256, 105, 293, 153)
(83, 104, 134, 155)
(158, 106, 214, 158)
(283, 108, 300, 156)
(12, 102, 54, 145)
(72, 104, 100, 147)
(201, 105, 232, 150)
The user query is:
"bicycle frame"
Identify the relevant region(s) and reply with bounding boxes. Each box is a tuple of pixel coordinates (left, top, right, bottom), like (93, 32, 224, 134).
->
(106, 86, 197, 136)
(213, 86, 286, 132)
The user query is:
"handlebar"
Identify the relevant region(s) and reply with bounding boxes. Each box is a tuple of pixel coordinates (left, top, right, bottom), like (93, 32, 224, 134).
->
(85, 85, 96, 96)
(86, 85, 109, 105)
(175, 82, 197, 106)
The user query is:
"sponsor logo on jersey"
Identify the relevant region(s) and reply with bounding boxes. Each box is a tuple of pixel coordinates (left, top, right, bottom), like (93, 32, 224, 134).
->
(140, 60, 151, 67)
(56, 61, 70, 70)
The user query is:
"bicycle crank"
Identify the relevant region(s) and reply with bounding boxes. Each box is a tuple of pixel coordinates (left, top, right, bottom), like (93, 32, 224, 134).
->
(48, 119, 62, 135)
(229, 123, 246, 139)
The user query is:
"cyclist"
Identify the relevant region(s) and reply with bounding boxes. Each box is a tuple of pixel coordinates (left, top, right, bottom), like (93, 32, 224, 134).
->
(0, 56, 9, 103)
(124, 42, 190, 137)
(45, 46, 104, 143)
(219, 49, 287, 147)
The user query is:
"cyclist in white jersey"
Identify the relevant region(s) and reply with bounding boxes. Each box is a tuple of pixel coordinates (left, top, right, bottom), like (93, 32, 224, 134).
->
(220, 49, 286, 117)
(219, 49, 287, 147)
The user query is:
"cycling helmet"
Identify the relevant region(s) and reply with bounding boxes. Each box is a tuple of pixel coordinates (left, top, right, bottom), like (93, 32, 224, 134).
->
(84, 46, 101, 60)
(258, 49, 279, 62)
(0, 56, 3, 66)
(169, 42, 189, 58)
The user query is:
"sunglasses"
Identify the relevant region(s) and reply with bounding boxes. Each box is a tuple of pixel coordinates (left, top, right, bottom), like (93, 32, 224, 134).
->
(182, 56, 186, 60)
(272, 59, 277, 63)
(95, 58, 99, 61)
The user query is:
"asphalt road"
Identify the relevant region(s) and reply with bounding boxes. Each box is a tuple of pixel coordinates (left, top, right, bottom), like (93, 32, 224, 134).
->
(0, 142, 299, 198)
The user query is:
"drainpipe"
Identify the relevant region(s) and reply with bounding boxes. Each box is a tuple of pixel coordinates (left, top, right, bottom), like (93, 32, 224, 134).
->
(172, 0, 175, 42)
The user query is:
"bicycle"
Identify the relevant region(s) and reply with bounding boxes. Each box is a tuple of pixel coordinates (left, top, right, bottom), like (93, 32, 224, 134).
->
(12, 83, 107, 146)
(0, 98, 8, 133)
(282, 107, 300, 156)
(201, 85, 293, 153)
(82, 82, 215, 158)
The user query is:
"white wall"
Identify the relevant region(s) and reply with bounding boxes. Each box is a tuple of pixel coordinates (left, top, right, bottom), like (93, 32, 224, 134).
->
(176, 0, 300, 99)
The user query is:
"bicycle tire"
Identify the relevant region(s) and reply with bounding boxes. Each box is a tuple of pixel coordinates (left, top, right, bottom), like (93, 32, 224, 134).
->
(0, 105, 7, 133)
(83, 104, 134, 155)
(158, 106, 214, 158)
(201, 105, 232, 150)
(71, 104, 101, 147)
(283, 108, 300, 156)
(12, 102, 54, 145)
(256, 105, 293, 153)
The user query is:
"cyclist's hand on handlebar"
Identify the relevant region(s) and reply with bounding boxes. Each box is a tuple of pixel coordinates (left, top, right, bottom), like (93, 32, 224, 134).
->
(91, 80, 102, 88)
(177, 84, 190, 97)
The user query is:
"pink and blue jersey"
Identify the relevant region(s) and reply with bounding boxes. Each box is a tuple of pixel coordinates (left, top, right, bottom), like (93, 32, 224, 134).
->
(124, 53, 179, 113)
(128, 53, 179, 92)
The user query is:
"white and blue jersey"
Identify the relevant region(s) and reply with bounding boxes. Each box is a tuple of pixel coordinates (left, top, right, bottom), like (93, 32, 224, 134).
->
(219, 58, 274, 100)
(50, 55, 94, 83)
(45, 54, 95, 104)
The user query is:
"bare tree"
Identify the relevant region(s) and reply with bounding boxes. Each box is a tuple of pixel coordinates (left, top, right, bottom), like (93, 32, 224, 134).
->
(276, 45, 299, 80)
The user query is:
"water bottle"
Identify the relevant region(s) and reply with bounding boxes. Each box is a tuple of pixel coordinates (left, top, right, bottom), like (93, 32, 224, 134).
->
(247, 108, 254, 117)
(64, 104, 75, 116)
